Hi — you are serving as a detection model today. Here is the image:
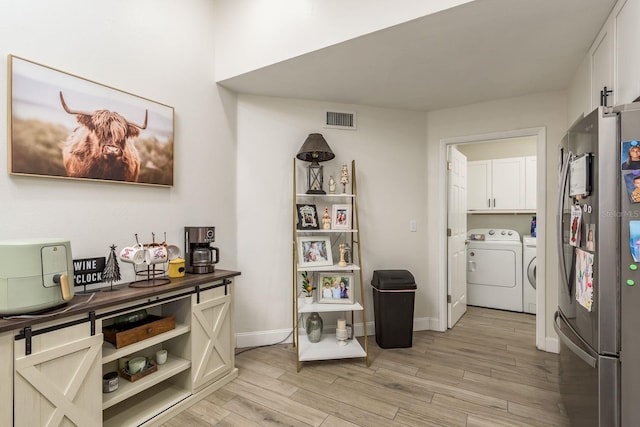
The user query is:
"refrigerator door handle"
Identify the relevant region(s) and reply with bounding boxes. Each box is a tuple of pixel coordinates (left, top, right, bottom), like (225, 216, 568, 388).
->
(554, 310, 597, 368)
(557, 150, 573, 295)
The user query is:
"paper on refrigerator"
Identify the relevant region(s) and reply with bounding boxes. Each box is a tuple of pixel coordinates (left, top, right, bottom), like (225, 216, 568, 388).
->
(575, 248, 594, 312)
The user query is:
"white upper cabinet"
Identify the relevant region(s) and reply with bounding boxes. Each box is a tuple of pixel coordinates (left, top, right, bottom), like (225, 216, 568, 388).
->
(590, 20, 614, 109)
(525, 156, 537, 210)
(589, 0, 640, 109)
(491, 158, 526, 210)
(467, 157, 529, 211)
(467, 160, 492, 210)
(615, 0, 640, 104)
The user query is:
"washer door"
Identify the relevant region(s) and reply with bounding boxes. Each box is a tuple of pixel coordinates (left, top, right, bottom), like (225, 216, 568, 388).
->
(527, 257, 537, 289)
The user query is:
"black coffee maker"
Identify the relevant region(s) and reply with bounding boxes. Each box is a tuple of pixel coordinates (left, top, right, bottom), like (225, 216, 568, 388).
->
(184, 226, 219, 274)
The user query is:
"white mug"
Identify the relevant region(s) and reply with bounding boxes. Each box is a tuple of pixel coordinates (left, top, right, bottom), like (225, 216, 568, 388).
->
(119, 244, 145, 265)
(146, 245, 168, 265)
(166, 244, 181, 261)
(156, 349, 168, 365)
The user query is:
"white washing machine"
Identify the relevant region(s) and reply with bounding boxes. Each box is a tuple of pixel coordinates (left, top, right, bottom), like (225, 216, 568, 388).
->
(522, 235, 537, 314)
(467, 228, 523, 312)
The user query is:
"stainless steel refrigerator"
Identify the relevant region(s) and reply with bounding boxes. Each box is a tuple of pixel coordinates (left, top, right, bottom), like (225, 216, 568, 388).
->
(555, 103, 640, 426)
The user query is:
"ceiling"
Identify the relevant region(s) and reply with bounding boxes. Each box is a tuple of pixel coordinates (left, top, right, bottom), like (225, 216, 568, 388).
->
(217, 0, 617, 112)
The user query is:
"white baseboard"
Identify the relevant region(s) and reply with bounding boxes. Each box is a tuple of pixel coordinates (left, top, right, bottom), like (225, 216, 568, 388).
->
(235, 318, 560, 354)
(235, 328, 293, 348)
(544, 336, 560, 354)
(235, 318, 439, 349)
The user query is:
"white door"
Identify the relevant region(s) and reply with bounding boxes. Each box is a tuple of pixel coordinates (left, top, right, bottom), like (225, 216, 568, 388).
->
(447, 146, 467, 328)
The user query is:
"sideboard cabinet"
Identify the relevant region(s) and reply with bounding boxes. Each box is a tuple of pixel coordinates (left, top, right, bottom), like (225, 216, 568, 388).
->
(1, 270, 239, 427)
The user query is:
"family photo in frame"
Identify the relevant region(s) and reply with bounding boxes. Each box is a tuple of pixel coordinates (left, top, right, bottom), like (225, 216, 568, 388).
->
(317, 273, 354, 304)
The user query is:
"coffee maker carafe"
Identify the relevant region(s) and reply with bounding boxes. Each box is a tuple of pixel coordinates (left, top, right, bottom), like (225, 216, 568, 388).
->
(185, 226, 219, 274)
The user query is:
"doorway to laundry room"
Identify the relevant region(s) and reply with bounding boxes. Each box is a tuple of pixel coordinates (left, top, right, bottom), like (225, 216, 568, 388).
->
(442, 128, 546, 350)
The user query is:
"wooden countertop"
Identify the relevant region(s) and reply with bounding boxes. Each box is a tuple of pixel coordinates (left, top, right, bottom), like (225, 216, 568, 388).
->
(0, 269, 240, 334)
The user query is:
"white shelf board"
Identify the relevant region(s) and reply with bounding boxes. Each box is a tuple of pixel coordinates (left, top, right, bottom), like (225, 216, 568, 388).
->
(297, 264, 360, 272)
(298, 299, 363, 313)
(296, 229, 358, 233)
(468, 209, 536, 214)
(102, 354, 191, 409)
(296, 193, 355, 198)
(298, 334, 366, 361)
(103, 382, 190, 427)
(102, 323, 190, 364)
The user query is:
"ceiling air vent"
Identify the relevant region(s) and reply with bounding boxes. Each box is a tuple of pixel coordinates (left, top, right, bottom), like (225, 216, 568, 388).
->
(324, 111, 356, 130)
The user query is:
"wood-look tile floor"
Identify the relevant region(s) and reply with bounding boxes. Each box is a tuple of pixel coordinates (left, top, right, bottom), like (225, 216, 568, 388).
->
(162, 307, 569, 426)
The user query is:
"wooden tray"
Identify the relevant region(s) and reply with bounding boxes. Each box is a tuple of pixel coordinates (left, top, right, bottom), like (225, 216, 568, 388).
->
(103, 315, 175, 349)
(120, 359, 157, 382)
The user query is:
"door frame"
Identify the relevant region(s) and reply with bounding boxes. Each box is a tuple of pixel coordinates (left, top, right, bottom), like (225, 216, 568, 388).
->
(438, 126, 548, 351)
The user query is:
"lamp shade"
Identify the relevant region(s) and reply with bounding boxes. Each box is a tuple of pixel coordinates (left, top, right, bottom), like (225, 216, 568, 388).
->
(296, 133, 335, 164)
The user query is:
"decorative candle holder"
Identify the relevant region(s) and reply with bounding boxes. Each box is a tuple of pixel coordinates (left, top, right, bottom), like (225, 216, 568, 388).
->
(336, 318, 348, 345)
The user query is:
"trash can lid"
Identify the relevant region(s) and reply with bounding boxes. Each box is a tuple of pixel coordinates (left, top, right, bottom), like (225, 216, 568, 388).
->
(371, 269, 417, 290)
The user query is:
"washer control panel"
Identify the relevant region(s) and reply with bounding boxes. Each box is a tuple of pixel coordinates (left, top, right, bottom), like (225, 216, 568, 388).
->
(468, 228, 521, 242)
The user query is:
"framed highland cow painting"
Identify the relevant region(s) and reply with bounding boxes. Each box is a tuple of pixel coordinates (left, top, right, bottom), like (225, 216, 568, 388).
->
(7, 55, 174, 186)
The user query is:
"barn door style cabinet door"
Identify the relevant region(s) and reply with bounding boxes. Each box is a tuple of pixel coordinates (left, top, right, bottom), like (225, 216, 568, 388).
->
(191, 281, 234, 391)
(291, 159, 369, 371)
(13, 321, 103, 427)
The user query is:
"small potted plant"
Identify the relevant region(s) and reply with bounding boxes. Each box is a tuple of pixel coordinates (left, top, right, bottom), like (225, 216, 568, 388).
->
(301, 271, 314, 304)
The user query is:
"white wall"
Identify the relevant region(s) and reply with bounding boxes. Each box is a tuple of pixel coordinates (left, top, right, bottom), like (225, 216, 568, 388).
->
(0, 0, 238, 287)
(235, 95, 428, 345)
(212, 0, 473, 82)
(457, 136, 537, 161)
(426, 91, 567, 338)
(567, 54, 591, 126)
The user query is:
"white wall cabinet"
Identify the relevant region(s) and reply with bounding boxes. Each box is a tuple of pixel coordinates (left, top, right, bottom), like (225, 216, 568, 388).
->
(525, 156, 537, 210)
(588, 0, 640, 110)
(467, 160, 492, 210)
(590, 17, 614, 109)
(615, 0, 640, 105)
(467, 157, 530, 211)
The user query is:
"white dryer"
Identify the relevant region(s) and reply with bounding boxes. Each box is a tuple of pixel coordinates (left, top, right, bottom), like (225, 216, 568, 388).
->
(522, 235, 537, 314)
(467, 228, 523, 312)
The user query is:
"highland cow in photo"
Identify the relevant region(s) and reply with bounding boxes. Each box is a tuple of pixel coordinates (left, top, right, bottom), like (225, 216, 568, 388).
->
(59, 91, 148, 182)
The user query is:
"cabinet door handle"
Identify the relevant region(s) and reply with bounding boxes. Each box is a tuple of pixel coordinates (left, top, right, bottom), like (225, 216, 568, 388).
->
(487, 199, 490, 208)
(493, 198, 496, 208)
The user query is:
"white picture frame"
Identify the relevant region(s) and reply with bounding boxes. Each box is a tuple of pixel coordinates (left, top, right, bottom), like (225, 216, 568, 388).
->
(297, 236, 333, 267)
(317, 273, 354, 304)
(331, 204, 352, 230)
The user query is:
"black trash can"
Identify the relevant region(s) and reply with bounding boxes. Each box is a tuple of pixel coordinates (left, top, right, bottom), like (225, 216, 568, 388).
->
(371, 269, 417, 348)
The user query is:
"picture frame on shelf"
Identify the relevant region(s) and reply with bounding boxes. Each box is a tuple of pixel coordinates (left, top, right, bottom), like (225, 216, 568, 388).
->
(331, 204, 352, 230)
(296, 204, 319, 230)
(298, 236, 333, 267)
(317, 273, 354, 304)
